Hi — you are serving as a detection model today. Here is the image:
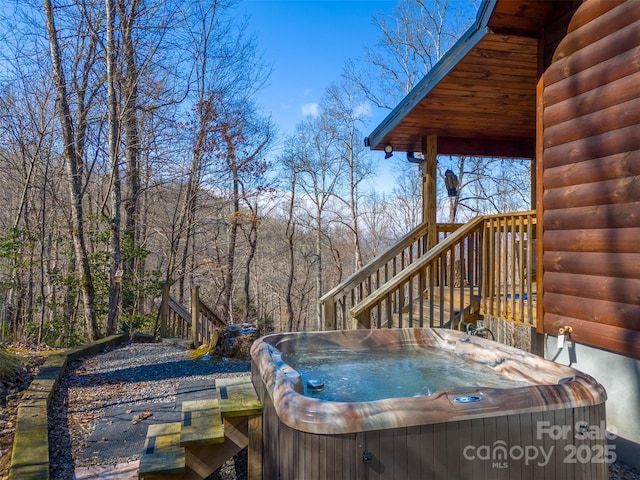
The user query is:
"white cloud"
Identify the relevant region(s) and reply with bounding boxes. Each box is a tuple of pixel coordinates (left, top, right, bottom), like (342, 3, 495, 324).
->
(301, 102, 319, 117)
(354, 102, 371, 118)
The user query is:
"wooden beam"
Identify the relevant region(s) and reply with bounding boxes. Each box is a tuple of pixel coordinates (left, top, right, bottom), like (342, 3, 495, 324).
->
(191, 285, 200, 348)
(545, 228, 640, 253)
(535, 56, 545, 334)
(422, 135, 438, 250)
(437, 137, 534, 158)
(543, 314, 640, 359)
(247, 415, 262, 480)
(160, 282, 170, 338)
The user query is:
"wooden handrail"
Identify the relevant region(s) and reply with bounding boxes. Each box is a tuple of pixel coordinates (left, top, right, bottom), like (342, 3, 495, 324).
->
(159, 285, 226, 346)
(199, 298, 226, 327)
(325, 210, 537, 331)
(349, 216, 485, 323)
(168, 296, 191, 324)
(320, 222, 430, 304)
(319, 222, 463, 330)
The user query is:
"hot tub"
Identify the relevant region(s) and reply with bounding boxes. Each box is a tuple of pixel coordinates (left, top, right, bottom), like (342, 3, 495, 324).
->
(251, 328, 609, 480)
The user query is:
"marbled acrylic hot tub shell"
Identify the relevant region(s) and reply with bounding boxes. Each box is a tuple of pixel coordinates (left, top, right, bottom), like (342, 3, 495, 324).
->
(251, 328, 609, 480)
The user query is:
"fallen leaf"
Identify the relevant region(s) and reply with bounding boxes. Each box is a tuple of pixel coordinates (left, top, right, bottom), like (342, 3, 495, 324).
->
(132, 410, 153, 424)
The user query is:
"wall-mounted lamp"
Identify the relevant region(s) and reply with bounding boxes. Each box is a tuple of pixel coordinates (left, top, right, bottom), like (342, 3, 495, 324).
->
(444, 169, 459, 197)
(384, 144, 393, 159)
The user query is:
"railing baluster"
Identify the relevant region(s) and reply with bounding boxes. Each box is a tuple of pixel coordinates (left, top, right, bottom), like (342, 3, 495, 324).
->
(518, 215, 525, 324)
(460, 242, 463, 326)
(410, 274, 414, 327)
(527, 214, 535, 325)
(386, 292, 392, 328)
(489, 218, 496, 318)
(510, 215, 516, 322)
(428, 264, 434, 328)
(418, 270, 423, 327)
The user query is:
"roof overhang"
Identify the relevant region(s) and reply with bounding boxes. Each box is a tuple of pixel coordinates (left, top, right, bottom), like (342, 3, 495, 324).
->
(366, 0, 567, 159)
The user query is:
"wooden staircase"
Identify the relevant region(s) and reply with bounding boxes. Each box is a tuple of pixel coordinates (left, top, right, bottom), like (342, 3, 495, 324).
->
(398, 286, 482, 330)
(138, 376, 262, 480)
(320, 211, 537, 331)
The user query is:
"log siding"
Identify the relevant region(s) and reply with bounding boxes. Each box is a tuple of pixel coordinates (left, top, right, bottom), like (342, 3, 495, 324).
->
(540, 1, 640, 357)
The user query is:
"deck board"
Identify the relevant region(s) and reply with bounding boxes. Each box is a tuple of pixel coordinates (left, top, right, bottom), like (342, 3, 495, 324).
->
(180, 398, 224, 447)
(139, 422, 185, 478)
(216, 376, 263, 417)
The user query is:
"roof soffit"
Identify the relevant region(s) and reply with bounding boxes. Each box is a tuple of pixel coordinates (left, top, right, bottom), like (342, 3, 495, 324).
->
(367, 0, 568, 158)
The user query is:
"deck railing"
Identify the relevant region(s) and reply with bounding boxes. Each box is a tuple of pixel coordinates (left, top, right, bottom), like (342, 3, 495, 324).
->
(159, 284, 226, 346)
(481, 212, 537, 326)
(320, 211, 537, 331)
(319, 223, 462, 330)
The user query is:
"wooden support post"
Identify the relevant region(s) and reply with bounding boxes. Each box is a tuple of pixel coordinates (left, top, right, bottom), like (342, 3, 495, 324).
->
(352, 310, 371, 330)
(191, 285, 200, 348)
(247, 414, 262, 480)
(535, 63, 545, 333)
(322, 298, 336, 331)
(160, 281, 170, 338)
(422, 135, 438, 251)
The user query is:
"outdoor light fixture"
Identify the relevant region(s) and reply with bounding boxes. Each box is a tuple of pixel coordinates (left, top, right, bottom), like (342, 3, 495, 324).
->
(445, 169, 459, 197)
(384, 144, 393, 159)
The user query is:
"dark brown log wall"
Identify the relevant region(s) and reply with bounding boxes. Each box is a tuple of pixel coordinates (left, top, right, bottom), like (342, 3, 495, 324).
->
(540, 0, 640, 357)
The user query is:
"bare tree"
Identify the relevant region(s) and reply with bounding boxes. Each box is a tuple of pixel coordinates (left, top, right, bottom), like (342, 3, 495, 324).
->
(277, 144, 301, 332)
(359, 192, 398, 259)
(295, 115, 343, 329)
(116, 0, 142, 320)
(104, 0, 122, 335)
(345, 0, 471, 110)
(202, 93, 272, 323)
(323, 80, 375, 271)
(437, 156, 531, 220)
(43, 0, 100, 340)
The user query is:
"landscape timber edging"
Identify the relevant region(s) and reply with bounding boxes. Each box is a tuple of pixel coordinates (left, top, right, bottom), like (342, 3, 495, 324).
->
(8, 334, 128, 480)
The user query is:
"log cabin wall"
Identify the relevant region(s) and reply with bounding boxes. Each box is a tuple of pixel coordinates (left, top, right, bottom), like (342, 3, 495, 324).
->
(540, 0, 640, 358)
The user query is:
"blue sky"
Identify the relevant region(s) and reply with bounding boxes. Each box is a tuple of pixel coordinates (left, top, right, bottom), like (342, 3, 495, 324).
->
(234, 0, 479, 194)
(237, 0, 397, 137)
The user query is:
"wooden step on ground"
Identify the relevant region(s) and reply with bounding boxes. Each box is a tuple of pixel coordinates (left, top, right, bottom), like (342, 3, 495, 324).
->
(180, 398, 224, 447)
(216, 376, 263, 418)
(138, 422, 185, 479)
(139, 376, 263, 480)
(185, 376, 263, 480)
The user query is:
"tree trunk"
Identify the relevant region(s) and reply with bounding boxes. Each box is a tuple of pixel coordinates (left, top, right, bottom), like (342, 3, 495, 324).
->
(44, 0, 100, 341)
(348, 147, 363, 271)
(106, 0, 121, 335)
(118, 0, 142, 316)
(315, 215, 323, 331)
(243, 214, 258, 324)
(224, 161, 240, 324)
(285, 181, 296, 332)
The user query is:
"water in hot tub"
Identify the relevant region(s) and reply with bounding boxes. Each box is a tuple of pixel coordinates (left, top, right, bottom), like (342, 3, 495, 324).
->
(282, 347, 530, 402)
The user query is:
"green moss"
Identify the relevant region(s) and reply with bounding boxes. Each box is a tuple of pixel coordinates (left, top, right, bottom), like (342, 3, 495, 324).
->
(0, 348, 24, 383)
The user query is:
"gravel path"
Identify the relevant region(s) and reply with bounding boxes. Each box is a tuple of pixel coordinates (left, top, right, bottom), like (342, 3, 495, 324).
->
(48, 341, 251, 479)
